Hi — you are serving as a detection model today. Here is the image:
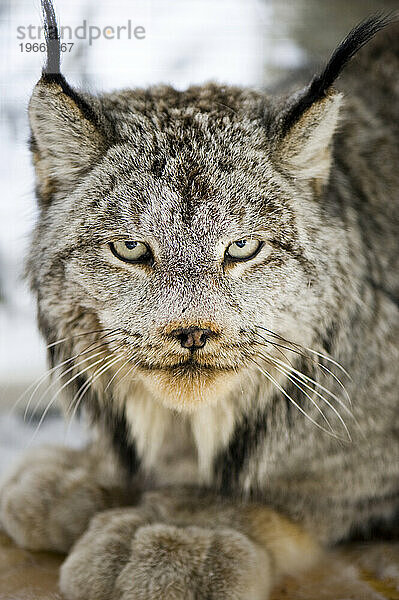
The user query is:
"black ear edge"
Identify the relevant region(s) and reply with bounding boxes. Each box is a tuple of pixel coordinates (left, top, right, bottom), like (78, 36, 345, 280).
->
(280, 13, 398, 135)
(38, 72, 102, 130)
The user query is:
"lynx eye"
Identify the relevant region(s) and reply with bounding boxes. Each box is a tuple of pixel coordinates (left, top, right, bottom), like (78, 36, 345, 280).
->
(109, 241, 151, 263)
(226, 239, 262, 261)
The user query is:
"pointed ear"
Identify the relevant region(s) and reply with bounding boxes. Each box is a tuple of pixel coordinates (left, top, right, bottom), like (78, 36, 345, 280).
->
(270, 14, 395, 187)
(29, 75, 109, 205)
(275, 91, 342, 185)
(29, 0, 113, 206)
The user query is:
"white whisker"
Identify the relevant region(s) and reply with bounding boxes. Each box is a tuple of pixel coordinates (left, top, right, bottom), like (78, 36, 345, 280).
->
(251, 358, 345, 440)
(264, 358, 336, 434)
(27, 354, 110, 447)
(317, 362, 352, 405)
(45, 328, 114, 349)
(104, 358, 132, 393)
(66, 355, 124, 429)
(20, 336, 120, 422)
(305, 347, 351, 379)
(253, 330, 352, 405)
(113, 358, 139, 391)
(270, 356, 354, 419)
(264, 354, 351, 440)
(25, 349, 108, 423)
(255, 325, 351, 380)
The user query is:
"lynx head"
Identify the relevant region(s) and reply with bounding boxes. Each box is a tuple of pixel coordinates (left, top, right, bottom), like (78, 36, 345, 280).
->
(27, 3, 390, 417)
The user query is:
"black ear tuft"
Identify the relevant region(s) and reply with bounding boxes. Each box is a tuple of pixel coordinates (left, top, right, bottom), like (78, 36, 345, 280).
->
(41, 0, 60, 77)
(281, 13, 397, 135)
(40, 0, 101, 128)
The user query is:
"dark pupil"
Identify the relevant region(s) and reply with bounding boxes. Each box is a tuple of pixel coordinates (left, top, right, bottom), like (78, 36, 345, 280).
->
(235, 240, 247, 248)
(125, 241, 138, 250)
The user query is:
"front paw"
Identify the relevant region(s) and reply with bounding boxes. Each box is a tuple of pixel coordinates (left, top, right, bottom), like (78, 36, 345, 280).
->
(60, 508, 271, 600)
(0, 445, 125, 553)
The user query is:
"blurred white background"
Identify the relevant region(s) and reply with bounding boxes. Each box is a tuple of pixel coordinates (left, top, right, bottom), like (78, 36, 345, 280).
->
(0, 0, 396, 473)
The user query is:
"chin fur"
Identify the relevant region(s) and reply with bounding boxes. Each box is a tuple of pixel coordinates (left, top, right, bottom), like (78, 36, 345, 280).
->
(138, 366, 243, 412)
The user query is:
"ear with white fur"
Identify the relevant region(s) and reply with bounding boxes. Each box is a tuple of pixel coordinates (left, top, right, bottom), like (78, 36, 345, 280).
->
(29, 77, 108, 205)
(275, 91, 342, 185)
(29, 0, 112, 206)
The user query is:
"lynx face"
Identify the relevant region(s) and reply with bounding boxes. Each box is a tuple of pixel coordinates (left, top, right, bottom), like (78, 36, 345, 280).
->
(27, 80, 344, 411)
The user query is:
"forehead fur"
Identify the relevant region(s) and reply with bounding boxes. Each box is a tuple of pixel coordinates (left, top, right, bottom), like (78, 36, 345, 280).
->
(42, 83, 291, 248)
(100, 83, 268, 130)
(98, 83, 276, 179)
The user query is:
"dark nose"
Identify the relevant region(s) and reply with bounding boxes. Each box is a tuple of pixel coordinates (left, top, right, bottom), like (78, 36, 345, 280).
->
(171, 327, 213, 350)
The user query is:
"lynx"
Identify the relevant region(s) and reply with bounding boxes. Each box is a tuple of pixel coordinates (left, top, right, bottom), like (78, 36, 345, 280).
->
(1, 1, 398, 598)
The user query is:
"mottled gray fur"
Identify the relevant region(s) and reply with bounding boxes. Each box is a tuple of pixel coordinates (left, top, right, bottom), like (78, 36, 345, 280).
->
(1, 7, 398, 599)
